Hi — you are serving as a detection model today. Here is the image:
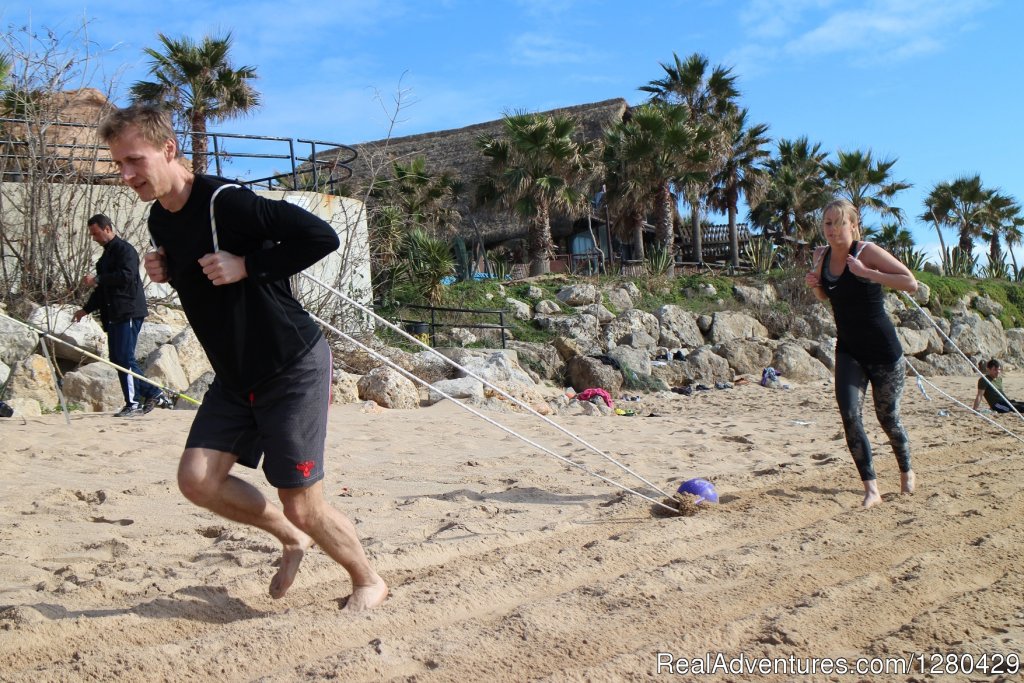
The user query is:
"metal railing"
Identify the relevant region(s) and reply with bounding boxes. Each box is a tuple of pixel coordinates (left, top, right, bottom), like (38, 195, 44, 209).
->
(400, 303, 509, 349)
(0, 117, 356, 194)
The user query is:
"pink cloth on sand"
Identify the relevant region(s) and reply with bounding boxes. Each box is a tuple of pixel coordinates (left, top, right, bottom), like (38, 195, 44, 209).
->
(576, 387, 613, 408)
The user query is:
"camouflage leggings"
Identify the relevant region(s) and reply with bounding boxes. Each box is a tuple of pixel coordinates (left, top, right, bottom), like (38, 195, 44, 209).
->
(834, 351, 911, 481)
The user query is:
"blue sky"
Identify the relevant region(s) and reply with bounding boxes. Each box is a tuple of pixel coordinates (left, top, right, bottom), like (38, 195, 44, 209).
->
(2, 0, 1020, 262)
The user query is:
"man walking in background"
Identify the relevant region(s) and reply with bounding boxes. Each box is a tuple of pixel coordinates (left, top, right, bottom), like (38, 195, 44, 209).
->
(74, 213, 172, 416)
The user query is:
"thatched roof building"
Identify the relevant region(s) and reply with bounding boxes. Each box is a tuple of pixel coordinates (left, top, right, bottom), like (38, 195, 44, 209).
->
(332, 98, 630, 246)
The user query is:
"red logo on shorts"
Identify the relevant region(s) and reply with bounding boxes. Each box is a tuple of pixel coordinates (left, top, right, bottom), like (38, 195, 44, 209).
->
(295, 461, 315, 478)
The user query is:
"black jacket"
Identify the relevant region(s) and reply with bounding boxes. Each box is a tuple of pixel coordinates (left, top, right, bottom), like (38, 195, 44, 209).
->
(148, 176, 339, 392)
(82, 235, 148, 330)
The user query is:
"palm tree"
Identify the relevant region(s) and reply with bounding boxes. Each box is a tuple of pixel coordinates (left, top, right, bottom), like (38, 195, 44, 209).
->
(1000, 207, 1024, 276)
(749, 137, 830, 243)
(921, 175, 990, 260)
(875, 223, 915, 260)
(129, 32, 260, 174)
(824, 149, 911, 230)
(641, 52, 739, 263)
(370, 156, 462, 238)
(476, 111, 597, 276)
(706, 108, 771, 267)
(980, 191, 1022, 269)
(601, 101, 712, 270)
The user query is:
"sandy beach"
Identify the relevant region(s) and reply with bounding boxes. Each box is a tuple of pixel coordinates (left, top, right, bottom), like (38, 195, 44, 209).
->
(1, 374, 1022, 682)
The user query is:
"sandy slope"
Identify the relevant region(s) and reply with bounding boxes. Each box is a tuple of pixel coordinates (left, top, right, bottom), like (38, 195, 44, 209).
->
(1, 376, 1022, 682)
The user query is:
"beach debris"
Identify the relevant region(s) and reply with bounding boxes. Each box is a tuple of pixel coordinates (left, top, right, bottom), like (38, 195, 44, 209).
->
(677, 478, 719, 504)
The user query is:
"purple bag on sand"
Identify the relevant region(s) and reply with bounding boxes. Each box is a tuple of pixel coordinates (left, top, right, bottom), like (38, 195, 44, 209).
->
(676, 478, 718, 504)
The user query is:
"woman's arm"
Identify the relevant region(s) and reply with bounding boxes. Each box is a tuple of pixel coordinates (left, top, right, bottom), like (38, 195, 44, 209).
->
(804, 246, 829, 301)
(847, 243, 918, 293)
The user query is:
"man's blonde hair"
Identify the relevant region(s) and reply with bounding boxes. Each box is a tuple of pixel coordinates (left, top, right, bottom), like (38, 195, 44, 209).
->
(98, 104, 177, 154)
(823, 198, 861, 241)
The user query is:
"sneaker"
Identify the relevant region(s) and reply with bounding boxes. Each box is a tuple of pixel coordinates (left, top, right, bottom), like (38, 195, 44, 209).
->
(143, 393, 174, 414)
(114, 403, 143, 417)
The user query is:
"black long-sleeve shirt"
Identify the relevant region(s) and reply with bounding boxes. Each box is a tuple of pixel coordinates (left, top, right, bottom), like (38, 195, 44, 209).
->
(148, 175, 340, 392)
(82, 235, 148, 330)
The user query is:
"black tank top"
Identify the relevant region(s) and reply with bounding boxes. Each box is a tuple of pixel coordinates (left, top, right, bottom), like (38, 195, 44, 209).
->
(820, 241, 903, 365)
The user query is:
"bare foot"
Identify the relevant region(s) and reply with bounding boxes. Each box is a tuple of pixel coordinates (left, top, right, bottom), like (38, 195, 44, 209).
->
(901, 470, 916, 494)
(342, 575, 389, 612)
(269, 535, 314, 599)
(862, 480, 882, 509)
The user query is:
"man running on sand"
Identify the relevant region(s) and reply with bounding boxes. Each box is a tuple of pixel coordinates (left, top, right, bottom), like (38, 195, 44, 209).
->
(98, 104, 387, 611)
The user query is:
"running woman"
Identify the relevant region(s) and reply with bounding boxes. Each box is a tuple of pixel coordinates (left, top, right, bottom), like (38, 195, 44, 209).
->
(805, 198, 919, 508)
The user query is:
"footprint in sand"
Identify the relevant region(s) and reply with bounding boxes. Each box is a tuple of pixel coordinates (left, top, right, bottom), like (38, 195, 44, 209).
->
(89, 516, 134, 526)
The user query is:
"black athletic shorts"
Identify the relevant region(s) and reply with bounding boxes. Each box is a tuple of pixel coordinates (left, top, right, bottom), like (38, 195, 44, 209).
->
(185, 336, 332, 489)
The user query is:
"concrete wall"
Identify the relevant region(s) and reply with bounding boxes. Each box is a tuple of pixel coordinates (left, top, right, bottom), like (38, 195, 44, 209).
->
(0, 182, 372, 318)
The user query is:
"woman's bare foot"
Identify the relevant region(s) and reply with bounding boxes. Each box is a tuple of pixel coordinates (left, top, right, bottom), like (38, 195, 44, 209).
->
(343, 575, 389, 612)
(862, 480, 882, 509)
(900, 470, 916, 494)
(269, 535, 314, 599)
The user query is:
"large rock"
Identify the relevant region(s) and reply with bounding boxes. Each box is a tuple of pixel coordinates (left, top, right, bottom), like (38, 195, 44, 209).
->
(896, 328, 931, 357)
(556, 283, 601, 306)
(407, 349, 455, 384)
(505, 297, 532, 321)
(651, 347, 731, 386)
(425, 377, 485, 406)
(332, 369, 361, 405)
(357, 366, 420, 409)
(603, 309, 660, 350)
(733, 283, 777, 308)
(579, 303, 615, 324)
(538, 314, 602, 357)
(456, 351, 535, 389)
(535, 299, 562, 315)
(972, 295, 1003, 317)
(143, 344, 190, 395)
(62, 362, 123, 412)
(137, 322, 181, 362)
(29, 305, 106, 363)
(1005, 329, 1024, 366)
(507, 340, 563, 381)
(0, 359, 8, 387)
(602, 287, 634, 312)
(944, 314, 1006, 359)
(168, 327, 213, 385)
(655, 305, 706, 348)
(0, 316, 38, 366)
(178, 371, 215, 410)
(914, 353, 976, 377)
(707, 311, 769, 344)
(6, 397, 42, 417)
(566, 356, 623, 394)
(607, 345, 652, 377)
(713, 338, 776, 376)
(771, 341, 831, 382)
(6, 354, 59, 408)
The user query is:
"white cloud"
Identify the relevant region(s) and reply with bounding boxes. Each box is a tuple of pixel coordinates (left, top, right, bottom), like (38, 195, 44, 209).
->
(737, 0, 993, 68)
(509, 32, 595, 67)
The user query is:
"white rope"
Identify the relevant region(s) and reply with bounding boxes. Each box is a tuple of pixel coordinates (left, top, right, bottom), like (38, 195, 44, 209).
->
(209, 183, 241, 254)
(0, 312, 199, 405)
(904, 356, 1024, 445)
(900, 291, 1024, 425)
(302, 273, 673, 501)
(309, 312, 679, 514)
(205, 187, 676, 509)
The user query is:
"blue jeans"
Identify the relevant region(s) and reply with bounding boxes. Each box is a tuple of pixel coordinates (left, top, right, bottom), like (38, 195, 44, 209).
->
(107, 318, 160, 406)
